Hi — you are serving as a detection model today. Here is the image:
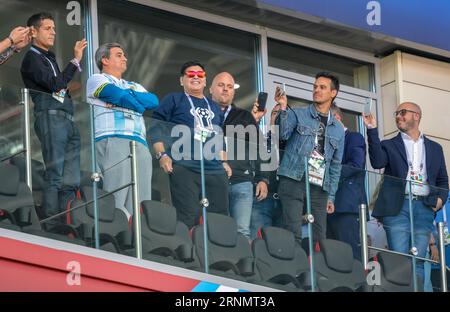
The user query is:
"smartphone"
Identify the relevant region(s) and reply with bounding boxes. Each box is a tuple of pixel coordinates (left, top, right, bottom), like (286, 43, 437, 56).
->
(257, 91, 268, 111)
(364, 98, 372, 115)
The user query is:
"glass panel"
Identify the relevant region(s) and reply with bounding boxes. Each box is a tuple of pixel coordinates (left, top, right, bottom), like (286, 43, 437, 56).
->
(0, 84, 23, 160)
(0, 0, 90, 169)
(430, 194, 450, 292)
(3, 91, 448, 292)
(0, 0, 88, 95)
(97, 0, 258, 111)
(0, 84, 93, 247)
(268, 38, 375, 91)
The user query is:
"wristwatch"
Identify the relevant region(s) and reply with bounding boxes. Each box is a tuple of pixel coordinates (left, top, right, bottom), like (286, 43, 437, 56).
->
(156, 151, 168, 160)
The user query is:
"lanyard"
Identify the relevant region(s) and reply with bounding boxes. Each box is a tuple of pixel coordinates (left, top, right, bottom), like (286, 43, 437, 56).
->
(30, 46, 57, 77)
(185, 93, 214, 131)
(223, 105, 232, 122)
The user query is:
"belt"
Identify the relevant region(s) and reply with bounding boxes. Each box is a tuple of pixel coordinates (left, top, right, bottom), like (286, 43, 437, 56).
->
(35, 110, 74, 122)
(405, 194, 427, 201)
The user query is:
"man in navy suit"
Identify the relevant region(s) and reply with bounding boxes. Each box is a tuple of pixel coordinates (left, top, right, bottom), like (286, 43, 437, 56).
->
(327, 104, 367, 261)
(363, 101, 448, 284)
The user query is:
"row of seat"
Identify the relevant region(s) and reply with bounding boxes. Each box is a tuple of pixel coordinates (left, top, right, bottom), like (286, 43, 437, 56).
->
(0, 160, 415, 291)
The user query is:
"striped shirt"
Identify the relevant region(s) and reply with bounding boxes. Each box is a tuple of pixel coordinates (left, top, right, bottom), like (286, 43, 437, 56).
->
(86, 73, 148, 146)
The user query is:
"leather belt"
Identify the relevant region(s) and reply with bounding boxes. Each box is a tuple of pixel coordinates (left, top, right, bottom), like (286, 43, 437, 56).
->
(405, 194, 427, 201)
(35, 109, 74, 122)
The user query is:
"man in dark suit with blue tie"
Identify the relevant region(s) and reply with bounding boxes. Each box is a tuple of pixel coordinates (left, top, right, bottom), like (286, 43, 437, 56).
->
(363, 101, 448, 284)
(327, 104, 367, 261)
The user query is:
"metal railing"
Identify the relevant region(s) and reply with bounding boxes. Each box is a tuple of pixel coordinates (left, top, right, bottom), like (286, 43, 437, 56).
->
(6, 87, 448, 291)
(359, 203, 448, 292)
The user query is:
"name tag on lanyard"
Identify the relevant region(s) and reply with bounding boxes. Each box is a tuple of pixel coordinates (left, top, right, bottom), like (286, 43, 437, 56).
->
(186, 93, 215, 143)
(308, 150, 325, 187)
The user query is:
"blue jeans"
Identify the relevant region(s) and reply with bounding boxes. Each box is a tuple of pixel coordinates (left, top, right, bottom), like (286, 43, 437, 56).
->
(229, 181, 253, 239)
(382, 199, 434, 282)
(35, 113, 80, 225)
(250, 194, 283, 239)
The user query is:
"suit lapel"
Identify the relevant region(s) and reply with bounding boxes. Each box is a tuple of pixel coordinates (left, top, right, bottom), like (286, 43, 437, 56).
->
(393, 133, 408, 164)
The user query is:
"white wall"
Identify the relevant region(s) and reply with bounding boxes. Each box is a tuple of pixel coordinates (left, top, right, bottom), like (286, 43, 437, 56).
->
(380, 51, 450, 180)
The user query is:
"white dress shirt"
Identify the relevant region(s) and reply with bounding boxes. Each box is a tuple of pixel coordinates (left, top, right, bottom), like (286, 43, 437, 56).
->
(401, 132, 430, 196)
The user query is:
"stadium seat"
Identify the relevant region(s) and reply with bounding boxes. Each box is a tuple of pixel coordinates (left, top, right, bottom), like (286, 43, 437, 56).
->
(0, 162, 84, 244)
(140, 200, 199, 269)
(68, 186, 133, 254)
(252, 226, 310, 291)
(370, 251, 414, 292)
(192, 212, 256, 280)
(313, 239, 366, 291)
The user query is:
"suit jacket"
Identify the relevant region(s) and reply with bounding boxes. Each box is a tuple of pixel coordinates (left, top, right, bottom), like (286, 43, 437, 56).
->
(334, 130, 367, 214)
(367, 128, 448, 218)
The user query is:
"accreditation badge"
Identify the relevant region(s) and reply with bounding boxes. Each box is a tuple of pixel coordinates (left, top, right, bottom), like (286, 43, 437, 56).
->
(52, 89, 66, 104)
(194, 126, 211, 143)
(410, 170, 425, 189)
(308, 150, 325, 187)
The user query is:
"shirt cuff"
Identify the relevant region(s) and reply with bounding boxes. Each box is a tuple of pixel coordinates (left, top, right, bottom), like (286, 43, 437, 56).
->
(70, 58, 82, 72)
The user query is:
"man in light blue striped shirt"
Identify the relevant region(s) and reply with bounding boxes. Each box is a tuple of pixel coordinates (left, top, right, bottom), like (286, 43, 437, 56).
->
(87, 42, 158, 218)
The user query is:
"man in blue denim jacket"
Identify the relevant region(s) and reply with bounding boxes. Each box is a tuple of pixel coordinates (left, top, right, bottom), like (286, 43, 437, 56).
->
(276, 72, 345, 243)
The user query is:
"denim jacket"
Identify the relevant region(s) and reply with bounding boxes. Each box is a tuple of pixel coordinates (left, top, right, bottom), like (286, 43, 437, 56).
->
(276, 104, 345, 202)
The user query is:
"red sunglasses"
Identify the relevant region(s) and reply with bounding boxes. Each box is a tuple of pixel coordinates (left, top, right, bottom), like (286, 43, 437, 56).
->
(185, 70, 206, 78)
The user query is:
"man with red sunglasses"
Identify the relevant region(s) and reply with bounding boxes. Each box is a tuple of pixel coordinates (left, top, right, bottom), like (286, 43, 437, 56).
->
(151, 61, 229, 229)
(364, 101, 448, 288)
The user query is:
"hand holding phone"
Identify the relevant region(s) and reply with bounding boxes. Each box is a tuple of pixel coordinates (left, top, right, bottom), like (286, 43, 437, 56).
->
(274, 85, 287, 110)
(257, 91, 268, 111)
(364, 98, 372, 115)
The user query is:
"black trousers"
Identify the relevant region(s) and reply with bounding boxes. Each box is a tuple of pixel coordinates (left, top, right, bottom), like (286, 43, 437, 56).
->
(34, 113, 80, 225)
(327, 213, 361, 260)
(278, 176, 328, 243)
(169, 164, 229, 228)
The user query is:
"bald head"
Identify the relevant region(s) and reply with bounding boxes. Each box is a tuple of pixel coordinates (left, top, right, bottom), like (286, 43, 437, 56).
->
(395, 101, 422, 134)
(210, 72, 235, 108)
(398, 102, 422, 119)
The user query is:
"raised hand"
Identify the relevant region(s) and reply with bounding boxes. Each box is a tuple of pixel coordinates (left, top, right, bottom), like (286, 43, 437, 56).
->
(274, 86, 287, 110)
(251, 100, 266, 123)
(362, 113, 377, 129)
(74, 38, 87, 62)
(9, 27, 29, 46)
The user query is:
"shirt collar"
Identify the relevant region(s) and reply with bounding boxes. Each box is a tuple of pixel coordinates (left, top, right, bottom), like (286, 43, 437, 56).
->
(309, 103, 334, 125)
(401, 131, 424, 142)
(103, 72, 124, 84)
(31, 44, 55, 58)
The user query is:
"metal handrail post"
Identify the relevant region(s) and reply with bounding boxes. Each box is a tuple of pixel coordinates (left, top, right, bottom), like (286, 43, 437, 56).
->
(199, 135, 209, 274)
(304, 156, 316, 292)
(21, 88, 32, 191)
(438, 222, 448, 292)
(130, 141, 142, 259)
(407, 181, 418, 291)
(360, 204, 369, 270)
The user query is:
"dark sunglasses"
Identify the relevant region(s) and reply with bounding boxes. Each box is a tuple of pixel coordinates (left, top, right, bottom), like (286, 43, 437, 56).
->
(185, 70, 206, 78)
(393, 109, 418, 117)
